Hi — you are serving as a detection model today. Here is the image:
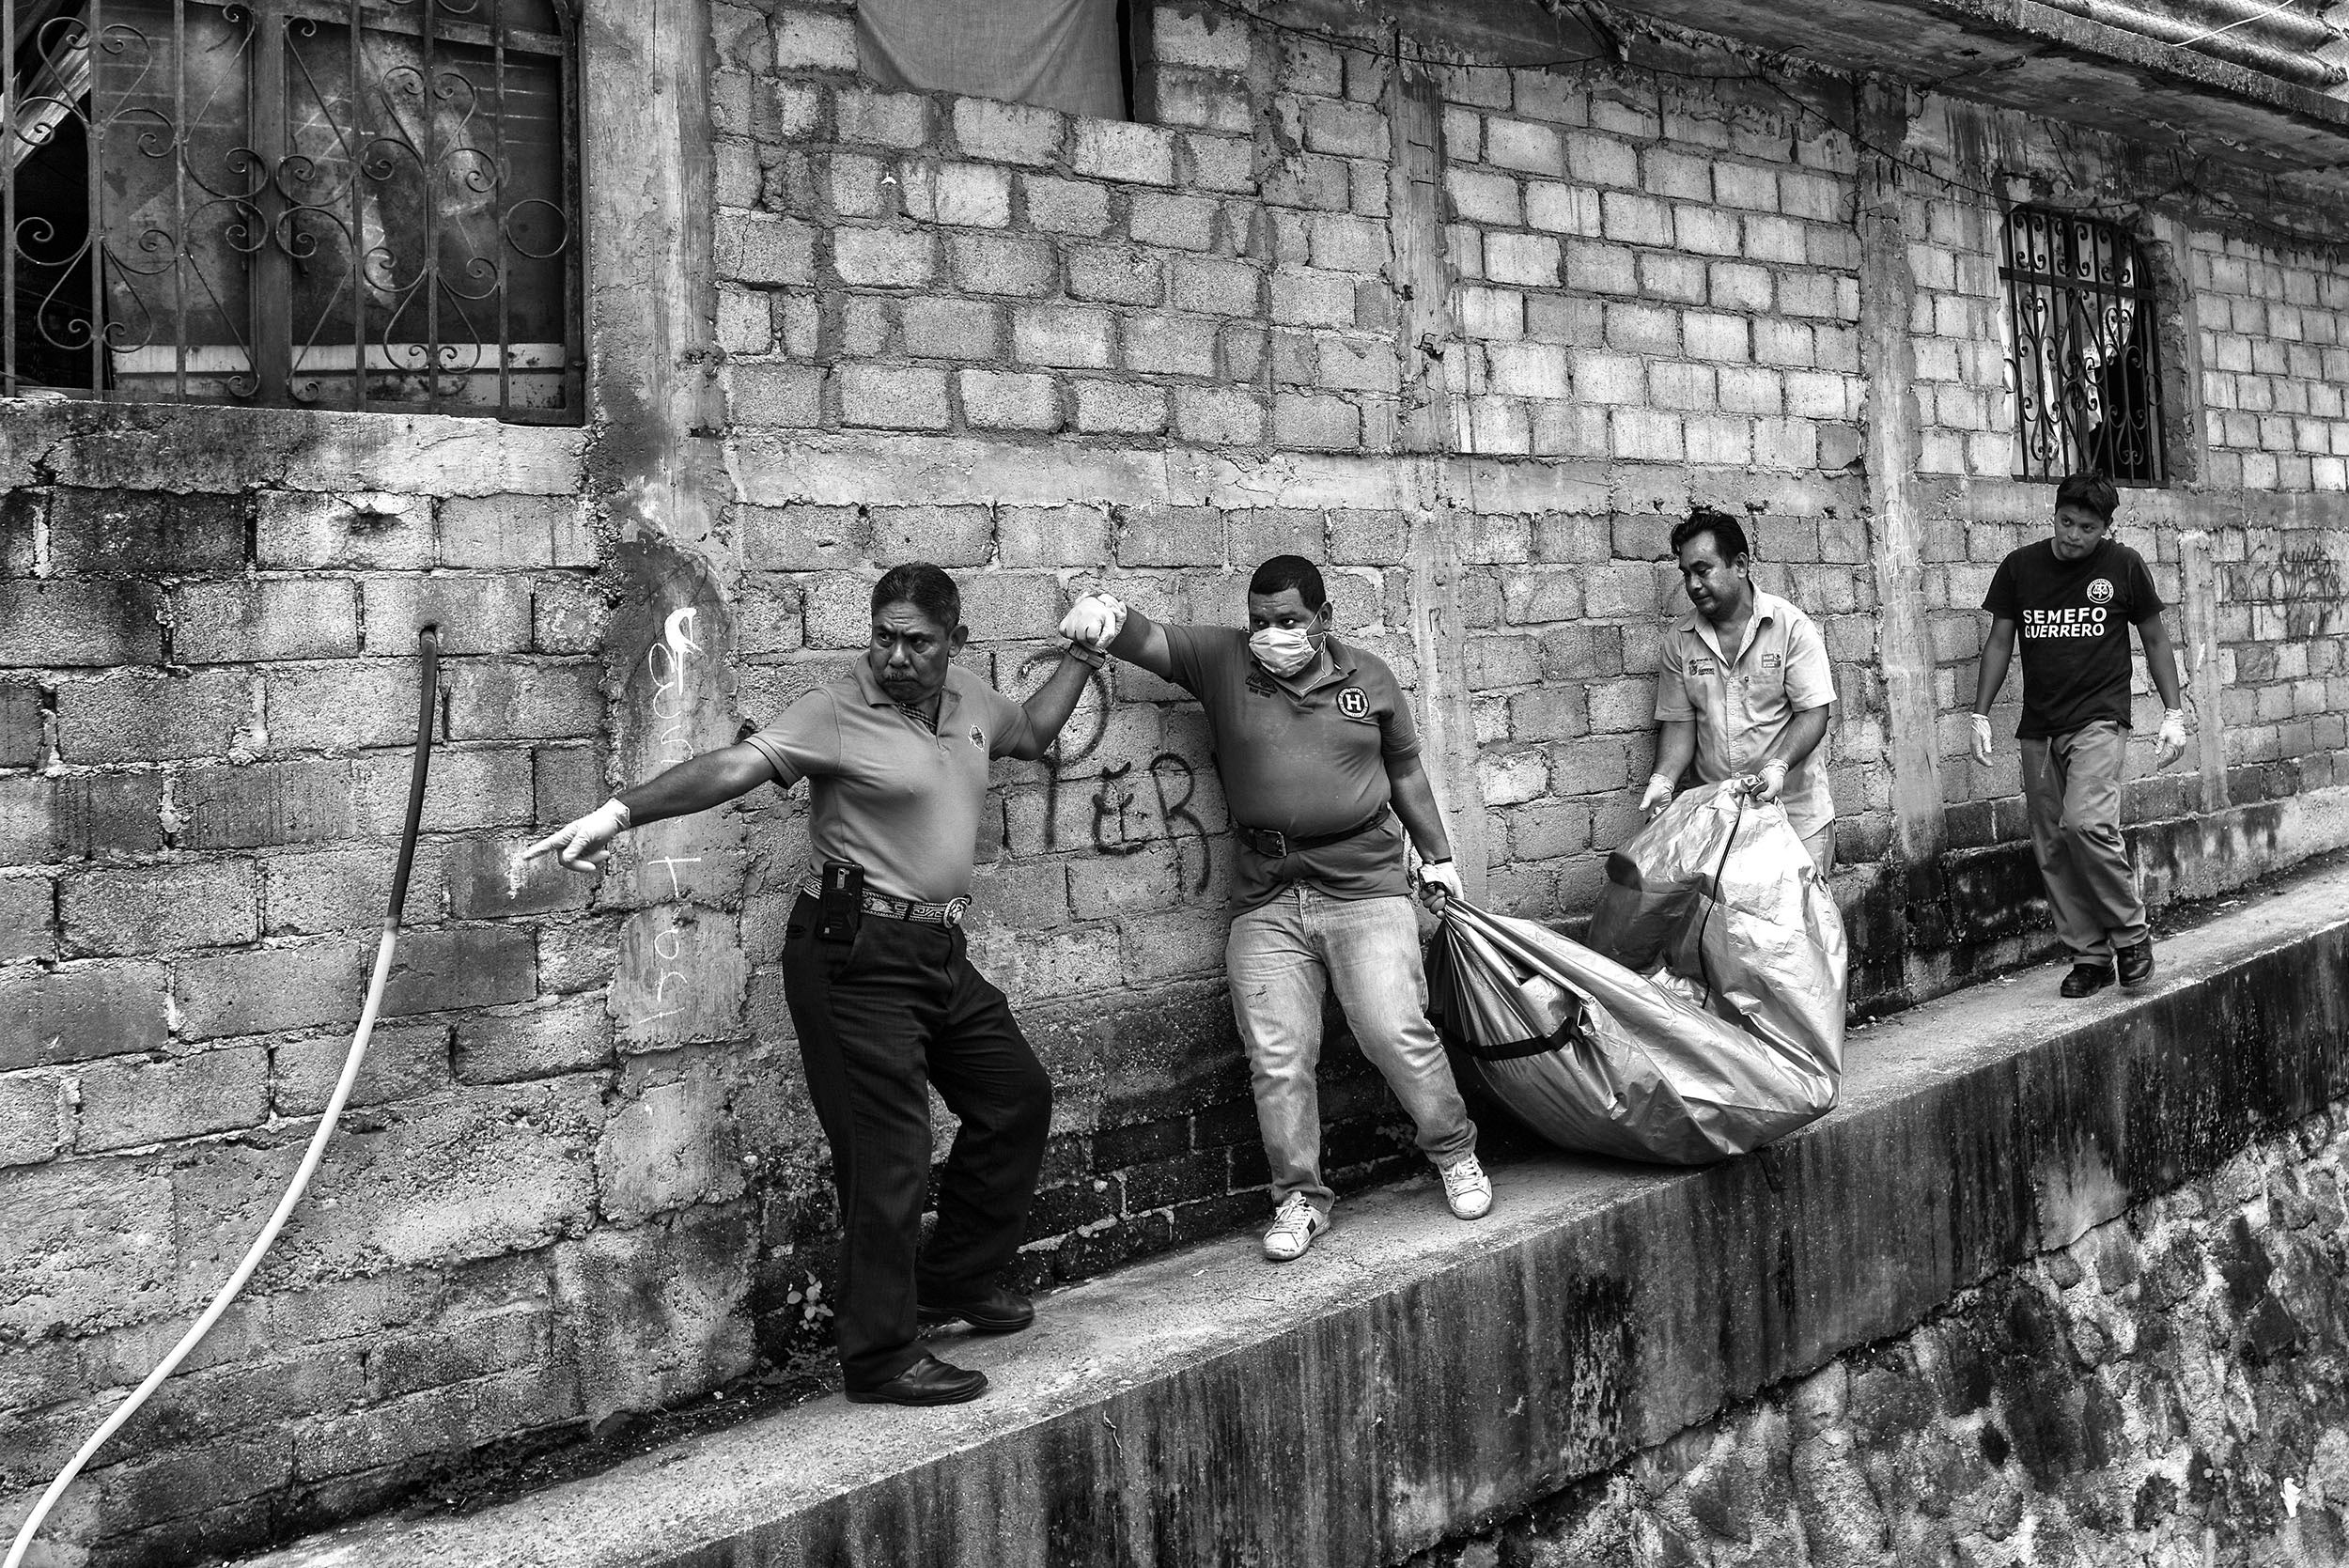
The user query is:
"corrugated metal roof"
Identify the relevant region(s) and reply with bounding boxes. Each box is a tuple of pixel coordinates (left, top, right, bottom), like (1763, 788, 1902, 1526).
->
(2034, 0, 2347, 94)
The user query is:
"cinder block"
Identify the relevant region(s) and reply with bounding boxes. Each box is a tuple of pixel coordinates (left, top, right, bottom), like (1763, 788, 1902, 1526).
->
(869, 505, 995, 568)
(1273, 393, 1361, 451)
(74, 1044, 270, 1152)
(958, 370, 1065, 433)
(0, 872, 52, 961)
(771, 8, 855, 70)
(1074, 381, 1172, 436)
(1303, 99, 1385, 159)
(1128, 193, 1218, 252)
(716, 287, 773, 354)
(1600, 192, 1672, 247)
(445, 661, 603, 743)
(1687, 414, 1756, 466)
(455, 997, 614, 1085)
(46, 489, 247, 575)
(1117, 506, 1225, 567)
(172, 580, 359, 664)
(1068, 246, 1166, 307)
(1013, 306, 1116, 370)
(362, 574, 533, 655)
(1563, 241, 1638, 295)
(0, 581, 164, 669)
(1712, 162, 1778, 211)
(726, 363, 824, 427)
(903, 297, 1003, 359)
(255, 491, 431, 569)
(62, 860, 257, 956)
(383, 925, 538, 1017)
(1073, 121, 1176, 187)
(1271, 269, 1357, 330)
(1649, 361, 1716, 411)
(714, 213, 815, 287)
(956, 572, 1064, 643)
(1570, 349, 1646, 406)
(0, 683, 41, 769)
(1484, 116, 1563, 176)
(1169, 257, 1263, 318)
(0, 958, 166, 1069)
(1021, 176, 1114, 237)
(1484, 233, 1562, 287)
(1753, 319, 1815, 369)
(0, 1072, 63, 1166)
(1524, 181, 1600, 236)
(900, 163, 1013, 228)
(1446, 169, 1523, 227)
(1478, 749, 1550, 806)
(835, 88, 931, 148)
(1484, 342, 1570, 399)
(831, 228, 937, 288)
(1672, 204, 1741, 257)
(54, 669, 253, 765)
(1565, 135, 1638, 190)
(440, 495, 577, 570)
(949, 234, 1060, 298)
(1178, 132, 1256, 194)
(1121, 314, 1219, 378)
(953, 97, 1066, 166)
(838, 365, 952, 430)
(1318, 337, 1397, 394)
(1174, 387, 1267, 447)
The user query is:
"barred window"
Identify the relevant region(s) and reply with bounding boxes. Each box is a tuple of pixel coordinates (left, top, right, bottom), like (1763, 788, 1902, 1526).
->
(5, 0, 580, 421)
(2000, 207, 2166, 485)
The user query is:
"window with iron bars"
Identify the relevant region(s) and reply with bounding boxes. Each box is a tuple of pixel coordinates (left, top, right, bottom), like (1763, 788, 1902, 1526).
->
(5, 0, 581, 422)
(2000, 207, 2167, 485)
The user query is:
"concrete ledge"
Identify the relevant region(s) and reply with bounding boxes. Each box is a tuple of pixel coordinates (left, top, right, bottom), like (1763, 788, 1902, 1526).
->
(241, 862, 2349, 1568)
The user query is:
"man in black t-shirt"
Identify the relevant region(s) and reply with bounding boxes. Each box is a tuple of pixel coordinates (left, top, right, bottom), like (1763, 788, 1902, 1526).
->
(1968, 473, 2186, 999)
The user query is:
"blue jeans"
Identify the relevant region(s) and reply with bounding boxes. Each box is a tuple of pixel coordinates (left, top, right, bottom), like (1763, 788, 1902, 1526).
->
(1226, 887, 1477, 1219)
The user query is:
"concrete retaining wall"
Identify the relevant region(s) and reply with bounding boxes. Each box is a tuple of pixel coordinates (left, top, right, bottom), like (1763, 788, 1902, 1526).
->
(227, 853, 2349, 1568)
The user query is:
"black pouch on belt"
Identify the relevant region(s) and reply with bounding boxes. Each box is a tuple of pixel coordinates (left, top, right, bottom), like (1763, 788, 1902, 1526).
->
(817, 860, 864, 942)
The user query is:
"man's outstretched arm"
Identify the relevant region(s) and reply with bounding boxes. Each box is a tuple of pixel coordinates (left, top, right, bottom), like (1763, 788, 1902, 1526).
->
(524, 741, 775, 871)
(1060, 593, 1176, 681)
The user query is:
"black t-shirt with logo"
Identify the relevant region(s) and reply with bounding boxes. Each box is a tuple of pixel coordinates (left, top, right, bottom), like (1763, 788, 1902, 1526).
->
(1983, 537, 2163, 740)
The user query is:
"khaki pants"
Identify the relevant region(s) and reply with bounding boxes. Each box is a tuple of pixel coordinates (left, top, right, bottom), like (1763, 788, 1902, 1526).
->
(2020, 721, 2147, 964)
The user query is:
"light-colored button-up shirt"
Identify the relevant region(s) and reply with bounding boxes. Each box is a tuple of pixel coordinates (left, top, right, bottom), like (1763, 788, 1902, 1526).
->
(1654, 590, 1836, 841)
(743, 660, 1034, 905)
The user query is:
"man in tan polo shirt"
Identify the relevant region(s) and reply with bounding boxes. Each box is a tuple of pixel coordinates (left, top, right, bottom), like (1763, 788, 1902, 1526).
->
(525, 563, 1095, 1406)
(1060, 555, 1490, 1265)
(1640, 506, 1838, 871)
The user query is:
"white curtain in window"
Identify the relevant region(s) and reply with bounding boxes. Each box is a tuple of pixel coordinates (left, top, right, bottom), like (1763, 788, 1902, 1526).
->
(857, 0, 1125, 120)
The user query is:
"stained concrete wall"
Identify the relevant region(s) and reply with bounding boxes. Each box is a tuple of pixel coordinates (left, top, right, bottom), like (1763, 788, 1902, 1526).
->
(5, 0, 2349, 1562)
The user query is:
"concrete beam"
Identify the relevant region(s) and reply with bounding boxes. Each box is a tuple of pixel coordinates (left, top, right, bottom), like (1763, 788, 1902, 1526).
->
(236, 859, 2349, 1568)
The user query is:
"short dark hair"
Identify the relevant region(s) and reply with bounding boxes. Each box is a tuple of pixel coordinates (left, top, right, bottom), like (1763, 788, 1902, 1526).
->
(1247, 554, 1328, 612)
(1669, 506, 1750, 565)
(2054, 473, 2118, 522)
(872, 562, 960, 630)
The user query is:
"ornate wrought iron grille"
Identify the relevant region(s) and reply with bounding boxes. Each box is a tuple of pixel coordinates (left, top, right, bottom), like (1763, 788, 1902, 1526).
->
(2000, 207, 2166, 485)
(5, 0, 580, 420)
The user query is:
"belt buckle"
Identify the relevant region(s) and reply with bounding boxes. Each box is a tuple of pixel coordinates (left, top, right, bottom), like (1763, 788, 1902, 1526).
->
(1257, 828, 1288, 858)
(942, 897, 969, 926)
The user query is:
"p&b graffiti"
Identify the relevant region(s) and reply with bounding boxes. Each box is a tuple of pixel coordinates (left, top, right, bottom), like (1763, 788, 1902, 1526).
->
(1019, 649, 1216, 893)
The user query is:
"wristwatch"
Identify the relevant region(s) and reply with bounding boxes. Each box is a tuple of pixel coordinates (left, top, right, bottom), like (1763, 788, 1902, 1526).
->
(1064, 644, 1108, 669)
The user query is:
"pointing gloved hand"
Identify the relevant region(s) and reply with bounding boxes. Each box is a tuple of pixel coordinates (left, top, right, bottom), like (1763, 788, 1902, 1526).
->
(1744, 759, 1789, 804)
(1968, 712, 1994, 768)
(2155, 707, 2188, 769)
(1416, 859, 1463, 907)
(1057, 594, 1128, 652)
(1638, 773, 1675, 817)
(521, 798, 631, 873)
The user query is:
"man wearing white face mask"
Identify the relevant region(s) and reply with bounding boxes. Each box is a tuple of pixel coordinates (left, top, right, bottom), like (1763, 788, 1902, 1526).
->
(1059, 556, 1488, 1263)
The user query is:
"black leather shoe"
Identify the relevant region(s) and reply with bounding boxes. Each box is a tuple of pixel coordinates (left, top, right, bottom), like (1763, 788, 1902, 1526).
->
(2116, 939, 2155, 988)
(844, 1354, 988, 1406)
(2060, 963, 2114, 999)
(918, 1286, 1034, 1335)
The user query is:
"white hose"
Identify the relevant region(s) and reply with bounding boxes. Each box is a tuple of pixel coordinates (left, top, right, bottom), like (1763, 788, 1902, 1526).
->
(5, 924, 401, 1568)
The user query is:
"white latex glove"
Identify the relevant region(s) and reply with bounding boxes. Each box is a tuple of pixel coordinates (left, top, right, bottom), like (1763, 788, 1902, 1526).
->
(522, 798, 630, 873)
(1968, 712, 1994, 768)
(2155, 708, 2188, 770)
(1746, 759, 1788, 804)
(1057, 594, 1128, 652)
(1416, 859, 1463, 906)
(1639, 774, 1674, 817)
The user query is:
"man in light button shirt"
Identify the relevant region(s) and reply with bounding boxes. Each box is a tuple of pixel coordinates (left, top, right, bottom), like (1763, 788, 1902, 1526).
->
(1640, 507, 1838, 872)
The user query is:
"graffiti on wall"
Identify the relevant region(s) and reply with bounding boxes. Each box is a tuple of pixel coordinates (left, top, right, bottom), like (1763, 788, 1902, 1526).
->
(2234, 540, 2346, 641)
(637, 606, 704, 1029)
(1017, 649, 1216, 893)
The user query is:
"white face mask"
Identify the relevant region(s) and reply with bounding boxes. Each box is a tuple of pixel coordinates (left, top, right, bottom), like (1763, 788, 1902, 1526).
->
(1248, 626, 1321, 678)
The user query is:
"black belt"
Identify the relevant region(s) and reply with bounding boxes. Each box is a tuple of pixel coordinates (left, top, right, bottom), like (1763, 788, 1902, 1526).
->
(1235, 806, 1390, 861)
(799, 878, 970, 926)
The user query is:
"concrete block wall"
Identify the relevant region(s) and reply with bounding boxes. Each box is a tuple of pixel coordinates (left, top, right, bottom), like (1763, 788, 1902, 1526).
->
(4, 1, 2349, 1564)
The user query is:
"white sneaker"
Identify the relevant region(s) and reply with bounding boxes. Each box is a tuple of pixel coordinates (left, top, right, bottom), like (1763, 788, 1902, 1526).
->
(1262, 1194, 1330, 1262)
(1439, 1155, 1492, 1220)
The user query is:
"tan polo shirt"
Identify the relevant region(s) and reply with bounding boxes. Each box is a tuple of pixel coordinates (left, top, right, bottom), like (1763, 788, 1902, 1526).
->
(1654, 590, 1835, 842)
(1114, 611, 1423, 910)
(743, 660, 1034, 904)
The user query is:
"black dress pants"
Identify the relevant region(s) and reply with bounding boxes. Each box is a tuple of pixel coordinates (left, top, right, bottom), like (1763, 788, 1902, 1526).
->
(781, 893, 1052, 1389)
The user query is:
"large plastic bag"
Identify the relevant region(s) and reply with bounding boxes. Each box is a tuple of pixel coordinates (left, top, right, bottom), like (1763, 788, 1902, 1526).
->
(1586, 781, 1846, 1083)
(1422, 783, 1844, 1164)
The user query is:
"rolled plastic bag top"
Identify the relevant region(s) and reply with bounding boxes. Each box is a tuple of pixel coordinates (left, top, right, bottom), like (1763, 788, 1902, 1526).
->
(1587, 781, 1847, 1080)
